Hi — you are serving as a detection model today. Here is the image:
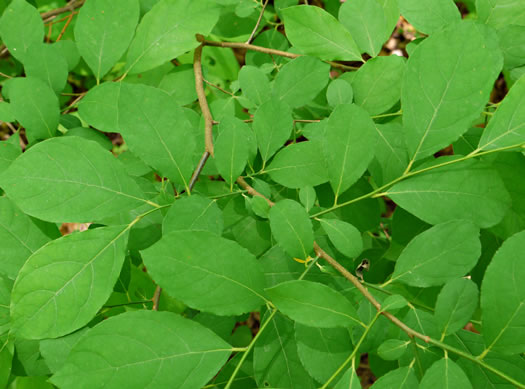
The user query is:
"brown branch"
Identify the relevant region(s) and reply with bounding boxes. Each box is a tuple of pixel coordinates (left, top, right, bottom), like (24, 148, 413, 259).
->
(194, 44, 215, 156)
(246, 0, 269, 44)
(187, 151, 210, 192)
(42, 0, 85, 22)
(56, 12, 74, 42)
(152, 286, 162, 311)
(236, 177, 274, 206)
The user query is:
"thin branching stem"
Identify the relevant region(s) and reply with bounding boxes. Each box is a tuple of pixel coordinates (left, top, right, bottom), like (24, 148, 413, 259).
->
(246, 0, 269, 44)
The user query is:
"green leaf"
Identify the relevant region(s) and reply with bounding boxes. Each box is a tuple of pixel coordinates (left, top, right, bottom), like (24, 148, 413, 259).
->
(420, 358, 472, 389)
(24, 43, 68, 93)
(387, 158, 511, 228)
(125, 0, 220, 74)
(269, 199, 314, 259)
(281, 5, 362, 61)
(370, 122, 408, 185)
(377, 339, 410, 360)
(0, 197, 51, 279)
(368, 366, 419, 388)
(323, 104, 377, 199)
(10, 225, 129, 339)
(215, 116, 250, 188)
(40, 328, 88, 373)
(477, 0, 525, 29)
(77, 82, 120, 133)
(320, 218, 362, 258)
(158, 64, 197, 105)
(381, 294, 408, 311)
(0, 137, 148, 223)
(163, 195, 223, 235)
(75, 0, 140, 81)
(267, 140, 329, 188)
(141, 230, 266, 315)
(0, 0, 44, 62)
(6, 77, 59, 142)
(478, 74, 525, 151)
(339, 0, 387, 57)
(299, 186, 316, 212)
(497, 25, 525, 69)
(295, 323, 353, 383)
(253, 99, 293, 164)
(254, 312, 316, 388)
(51, 311, 231, 389)
(0, 140, 20, 175)
(53, 40, 80, 71)
(334, 367, 361, 389)
(326, 78, 353, 107)
(266, 280, 362, 328)
(352, 55, 405, 115)
(117, 83, 196, 192)
(0, 101, 15, 122)
(481, 230, 525, 355)
(399, 0, 461, 34)
(390, 220, 481, 287)
(272, 56, 330, 109)
(402, 21, 502, 161)
(238, 65, 271, 106)
(435, 278, 479, 337)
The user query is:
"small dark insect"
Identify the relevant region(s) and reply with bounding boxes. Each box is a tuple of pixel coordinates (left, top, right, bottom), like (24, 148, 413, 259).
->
(355, 259, 370, 281)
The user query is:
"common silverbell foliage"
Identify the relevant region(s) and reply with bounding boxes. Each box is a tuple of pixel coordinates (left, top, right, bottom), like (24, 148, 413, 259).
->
(1, 0, 525, 388)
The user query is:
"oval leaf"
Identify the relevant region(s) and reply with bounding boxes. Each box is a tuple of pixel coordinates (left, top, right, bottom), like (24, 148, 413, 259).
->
(320, 218, 363, 258)
(162, 195, 223, 235)
(420, 358, 472, 389)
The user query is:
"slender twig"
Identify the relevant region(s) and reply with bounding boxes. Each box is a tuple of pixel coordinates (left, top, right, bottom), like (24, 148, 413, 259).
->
(198, 37, 359, 71)
(236, 177, 274, 206)
(61, 92, 86, 114)
(187, 151, 210, 192)
(246, 0, 269, 44)
(194, 44, 214, 156)
(0, 71, 12, 79)
(152, 286, 162, 311)
(204, 79, 235, 97)
(42, 0, 85, 22)
(56, 12, 74, 42)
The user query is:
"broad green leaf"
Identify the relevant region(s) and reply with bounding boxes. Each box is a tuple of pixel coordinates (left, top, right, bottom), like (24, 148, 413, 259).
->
(339, 0, 387, 57)
(51, 311, 231, 389)
(498, 25, 525, 69)
(323, 104, 377, 198)
(477, 0, 525, 29)
(435, 278, 479, 337)
(478, 74, 525, 151)
(6, 77, 59, 142)
(370, 122, 408, 185)
(0, 137, 148, 222)
(295, 323, 353, 383)
(481, 230, 525, 354)
(163, 195, 223, 235)
(0, 333, 13, 387)
(254, 312, 316, 389)
(352, 55, 405, 115)
(40, 328, 88, 373)
(253, 99, 293, 164)
(266, 280, 362, 328)
(238, 65, 271, 106)
(215, 116, 250, 188)
(158, 64, 197, 105)
(381, 294, 408, 311)
(420, 358, 472, 389)
(326, 78, 353, 107)
(399, 0, 460, 34)
(0, 275, 12, 334)
(75, 0, 140, 81)
(369, 366, 419, 388)
(125, 0, 220, 74)
(378, 0, 400, 40)
(402, 21, 502, 161)
(387, 158, 511, 228)
(299, 186, 316, 212)
(390, 220, 481, 287)
(0, 197, 50, 279)
(334, 367, 361, 389)
(141, 230, 266, 315)
(0, 141, 20, 174)
(281, 5, 362, 61)
(77, 82, 120, 132)
(273, 56, 330, 109)
(0, 101, 15, 122)
(24, 43, 68, 93)
(268, 199, 314, 260)
(64, 127, 113, 150)
(10, 225, 129, 339)
(117, 83, 196, 192)
(320, 218, 363, 258)
(267, 141, 329, 188)
(377, 339, 410, 360)
(53, 40, 80, 71)
(0, 0, 44, 62)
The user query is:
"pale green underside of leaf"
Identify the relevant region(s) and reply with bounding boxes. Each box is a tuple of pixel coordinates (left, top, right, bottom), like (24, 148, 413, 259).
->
(402, 21, 502, 161)
(481, 229, 525, 354)
(281, 5, 362, 61)
(125, 0, 220, 74)
(10, 225, 129, 339)
(0, 137, 148, 223)
(420, 358, 473, 389)
(74, 0, 139, 81)
(266, 280, 362, 328)
(51, 311, 231, 389)
(391, 220, 481, 287)
(141, 230, 266, 315)
(387, 158, 511, 228)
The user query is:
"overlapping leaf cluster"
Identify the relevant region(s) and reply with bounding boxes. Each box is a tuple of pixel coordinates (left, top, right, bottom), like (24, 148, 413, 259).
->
(1, 0, 525, 388)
